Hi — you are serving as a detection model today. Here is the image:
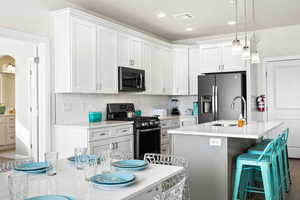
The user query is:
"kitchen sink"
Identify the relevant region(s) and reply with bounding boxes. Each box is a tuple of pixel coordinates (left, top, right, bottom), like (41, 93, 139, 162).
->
(211, 123, 237, 127)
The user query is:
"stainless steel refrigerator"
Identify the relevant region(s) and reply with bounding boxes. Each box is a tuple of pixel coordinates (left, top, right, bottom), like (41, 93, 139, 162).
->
(198, 72, 246, 124)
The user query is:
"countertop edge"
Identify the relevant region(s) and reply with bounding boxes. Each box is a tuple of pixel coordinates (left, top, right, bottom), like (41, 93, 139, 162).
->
(54, 121, 134, 129)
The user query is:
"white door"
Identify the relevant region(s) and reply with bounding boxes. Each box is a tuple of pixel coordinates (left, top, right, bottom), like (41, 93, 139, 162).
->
(142, 42, 152, 93)
(151, 45, 163, 94)
(96, 25, 118, 93)
(115, 135, 133, 154)
(199, 44, 222, 73)
(189, 47, 201, 95)
(118, 33, 131, 66)
(71, 18, 97, 92)
(222, 43, 245, 72)
(28, 56, 39, 160)
(173, 48, 189, 95)
(267, 59, 300, 158)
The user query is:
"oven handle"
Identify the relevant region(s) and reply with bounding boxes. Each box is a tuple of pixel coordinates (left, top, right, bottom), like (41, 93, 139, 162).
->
(138, 127, 161, 133)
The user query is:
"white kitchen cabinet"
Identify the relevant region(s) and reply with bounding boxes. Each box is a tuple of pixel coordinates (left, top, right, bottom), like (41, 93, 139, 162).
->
(70, 18, 97, 92)
(142, 42, 153, 93)
(96, 26, 118, 93)
(150, 45, 164, 94)
(180, 116, 197, 127)
(173, 47, 189, 95)
(189, 47, 201, 95)
(0, 116, 15, 148)
(113, 135, 134, 154)
(118, 32, 142, 68)
(161, 47, 173, 95)
(0, 123, 6, 146)
(199, 42, 245, 74)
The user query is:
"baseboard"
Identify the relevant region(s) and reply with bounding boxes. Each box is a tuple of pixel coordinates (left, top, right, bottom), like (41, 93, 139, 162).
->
(288, 147, 300, 158)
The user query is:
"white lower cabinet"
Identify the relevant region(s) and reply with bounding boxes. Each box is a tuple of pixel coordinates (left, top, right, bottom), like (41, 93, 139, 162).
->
(0, 116, 15, 148)
(160, 119, 180, 154)
(53, 124, 133, 159)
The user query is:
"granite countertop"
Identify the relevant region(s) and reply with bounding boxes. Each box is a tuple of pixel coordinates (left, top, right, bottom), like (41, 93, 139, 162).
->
(54, 121, 134, 129)
(168, 120, 284, 139)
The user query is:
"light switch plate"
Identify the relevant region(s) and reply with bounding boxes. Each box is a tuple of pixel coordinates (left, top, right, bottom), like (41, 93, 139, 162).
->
(209, 138, 222, 146)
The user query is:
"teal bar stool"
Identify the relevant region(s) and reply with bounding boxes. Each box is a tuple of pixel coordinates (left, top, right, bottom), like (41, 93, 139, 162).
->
(233, 140, 281, 200)
(248, 129, 291, 193)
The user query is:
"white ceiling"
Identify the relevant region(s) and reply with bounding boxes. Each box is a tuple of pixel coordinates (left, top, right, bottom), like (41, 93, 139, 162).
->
(67, 0, 300, 41)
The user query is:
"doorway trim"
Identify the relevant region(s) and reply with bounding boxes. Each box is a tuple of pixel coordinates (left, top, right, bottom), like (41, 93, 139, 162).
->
(0, 26, 51, 161)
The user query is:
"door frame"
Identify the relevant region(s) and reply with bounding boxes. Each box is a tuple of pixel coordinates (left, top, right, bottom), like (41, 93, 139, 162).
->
(0, 26, 51, 161)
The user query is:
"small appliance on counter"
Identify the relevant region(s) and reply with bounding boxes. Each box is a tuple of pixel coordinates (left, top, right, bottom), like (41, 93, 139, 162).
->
(171, 99, 180, 115)
(107, 103, 161, 160)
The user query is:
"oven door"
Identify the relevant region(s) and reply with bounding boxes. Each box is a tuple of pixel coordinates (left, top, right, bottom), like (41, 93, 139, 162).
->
(118, 67, 145, 92)
(134, 127, 161, 160)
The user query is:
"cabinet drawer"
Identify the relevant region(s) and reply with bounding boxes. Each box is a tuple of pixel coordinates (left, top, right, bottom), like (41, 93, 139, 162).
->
(6, 135, 15, 144)
(0, 118, 6, 124)
(170, 120, 180, 128)
(160, 120, 168, 128)
(7, 124, 15, 132)
(113, 126, 133, 137)
(161, 144, 169, 154)
(7, 117, 15, 124)
(161, 129, 169, 144)
(89, 129, 111, 141)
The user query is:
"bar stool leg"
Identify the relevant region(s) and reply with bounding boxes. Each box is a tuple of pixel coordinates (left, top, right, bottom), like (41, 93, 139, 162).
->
(233, 162, 243, 200)
(261, 164, 273, 200)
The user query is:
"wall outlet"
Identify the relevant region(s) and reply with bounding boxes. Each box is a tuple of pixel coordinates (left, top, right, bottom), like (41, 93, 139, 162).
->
(209, 138, 222, 146)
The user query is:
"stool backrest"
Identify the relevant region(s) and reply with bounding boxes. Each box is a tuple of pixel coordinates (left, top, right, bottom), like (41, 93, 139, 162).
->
(257, 139, 276, 162)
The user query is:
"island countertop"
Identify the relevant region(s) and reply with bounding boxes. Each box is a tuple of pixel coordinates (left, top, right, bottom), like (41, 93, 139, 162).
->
(168, 120, 284, 139)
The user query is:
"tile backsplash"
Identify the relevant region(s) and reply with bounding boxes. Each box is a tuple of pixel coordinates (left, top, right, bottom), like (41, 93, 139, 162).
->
(55, 93, 170, 124)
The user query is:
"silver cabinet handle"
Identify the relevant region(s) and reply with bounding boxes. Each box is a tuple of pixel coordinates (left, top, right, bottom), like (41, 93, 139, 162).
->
(215, 85, 218, 115)
(109, 143, 114, 150)
(212, 86, 215, 114)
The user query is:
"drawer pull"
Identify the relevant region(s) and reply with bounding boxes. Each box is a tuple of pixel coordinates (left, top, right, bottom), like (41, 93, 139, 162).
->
(121, 129, 128, 133)
(146, 189, 153, 193)
(99, 133, 106, 136)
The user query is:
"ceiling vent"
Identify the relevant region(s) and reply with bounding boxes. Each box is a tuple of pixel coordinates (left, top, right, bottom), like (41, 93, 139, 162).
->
(173, 13, 194, 20)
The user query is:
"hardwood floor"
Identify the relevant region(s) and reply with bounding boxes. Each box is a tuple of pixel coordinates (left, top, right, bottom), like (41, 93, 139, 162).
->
(286, 159, 300, 200)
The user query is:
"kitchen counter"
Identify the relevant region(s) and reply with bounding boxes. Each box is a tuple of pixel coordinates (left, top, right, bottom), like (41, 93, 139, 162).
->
(54, 120, 133, 129)
(158, 115, 197, 120)
(169, 120, 284, 200)
(168, 120, 284, 139)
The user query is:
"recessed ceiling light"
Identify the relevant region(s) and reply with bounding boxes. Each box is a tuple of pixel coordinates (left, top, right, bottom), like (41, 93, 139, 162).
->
(157, 12, 167, 18)
(185, 28, 193, 32)
(228, 21, 236, 25)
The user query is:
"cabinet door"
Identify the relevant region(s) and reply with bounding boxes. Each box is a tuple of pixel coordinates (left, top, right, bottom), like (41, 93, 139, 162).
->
(199, 44, 222, 73)
(142, 42, 152, 93)
(161, 48, 173, 94)
(222, 43, 245, 72)
(71, 18, 97, 92)
(0, 124, 6, 145)
(115, 135, 134, 154)
(173, 48, 189, 95)
(90, 139, 112, 155)
(189, 47, 201, 95)
(151, 45, 164, 94)
(118, 33, 131, 66)
(130, 37, 142, 68)
(97, 26, 118, 93)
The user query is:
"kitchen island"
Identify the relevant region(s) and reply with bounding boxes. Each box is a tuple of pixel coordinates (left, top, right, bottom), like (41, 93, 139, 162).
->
(168, 120, 284, 200)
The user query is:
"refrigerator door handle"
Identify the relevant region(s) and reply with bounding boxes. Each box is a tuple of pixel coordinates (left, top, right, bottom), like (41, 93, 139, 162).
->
(215, 85, 218, 118)
(212, 86, 215, 114)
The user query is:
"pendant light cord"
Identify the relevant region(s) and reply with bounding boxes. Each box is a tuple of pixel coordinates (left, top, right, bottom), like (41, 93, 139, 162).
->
(252, 0, 257, 51)
(244, 0, 248, 46)
(235, 0, 238, 40)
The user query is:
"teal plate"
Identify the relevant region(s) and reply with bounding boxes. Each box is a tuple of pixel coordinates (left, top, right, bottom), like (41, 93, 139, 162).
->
(15, 167, 48, 174)
(113, 163, 149, 171)
(90, 172, 135, 185)
(92, 179, 136, 188)
(25, 195, 75, 200)
(112, 160, 147, 168)
(15, 162, 49, 171)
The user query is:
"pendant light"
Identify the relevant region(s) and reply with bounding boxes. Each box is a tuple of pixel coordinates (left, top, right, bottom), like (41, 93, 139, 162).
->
(232, 0, 242, 54)
(241, 0, 251, 60)
(251, 0, 261, 63)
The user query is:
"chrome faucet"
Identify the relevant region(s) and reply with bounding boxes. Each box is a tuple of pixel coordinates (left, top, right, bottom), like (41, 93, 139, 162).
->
(231, 96, 247, 123)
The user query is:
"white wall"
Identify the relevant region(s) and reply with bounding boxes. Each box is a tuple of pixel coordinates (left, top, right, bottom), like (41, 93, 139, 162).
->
(55, 94, 170, 124)
(0, 37, 35, 155)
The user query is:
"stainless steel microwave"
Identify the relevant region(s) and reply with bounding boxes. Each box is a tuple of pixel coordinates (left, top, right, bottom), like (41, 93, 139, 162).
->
(118, 67, 145, 92)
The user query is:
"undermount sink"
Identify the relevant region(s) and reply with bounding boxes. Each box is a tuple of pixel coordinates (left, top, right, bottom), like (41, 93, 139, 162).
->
(211, 123, 237, 127)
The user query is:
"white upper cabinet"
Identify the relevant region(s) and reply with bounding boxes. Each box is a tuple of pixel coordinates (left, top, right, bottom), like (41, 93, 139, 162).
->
(189, 47, 201, 95)
(162, 48, 173, 95)
(199, 42, 246, 73)
(199, 44, 222, 73)
(150, 45, 164, 95)
(71, 18, 97, 92)
(96, 25, 118, 93)
(118, 32, 142, 68)
(142, 42, 153, 93)
(173, 47, 189, 95)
